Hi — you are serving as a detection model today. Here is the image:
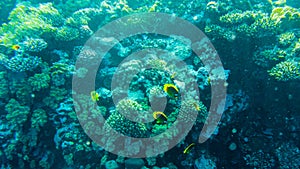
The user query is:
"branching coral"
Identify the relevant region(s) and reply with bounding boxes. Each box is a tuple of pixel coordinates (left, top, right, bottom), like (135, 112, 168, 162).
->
(276, 143, 300, 168)
(116, 98, 150, 122)
(23, 38, 48, 52)
(253, 48, 281, 67)
(106, 111, 148, 138)
(50, 62, 74, 77)
(0, 3, 61, 47)
(10, 79, 33, 105)
(219, 10, 258, 24)
(5, 98, 30, 128)
(278, 32, 296, 47)
(4, 54, 41, 72)
(292, 40, 300, 54)
(53, 0, 93, 17)
(43, 86, 68, 109)
(209, 10, 279, 38)
(50, 62, 74, 86)
(28, 73, 50, 91)
(31, 108, 48, 131)
(66, 8, 102, 27)
(270, 6, 300, 30)
(0, 71, 9, 99)
(244, 151, 276, 168)
(1, 0, 299, 168)
(54, 124, 94, 167)
(180, 99, 208, 124)
(54, 26, 80, 41)
(268, 60, 300, 81)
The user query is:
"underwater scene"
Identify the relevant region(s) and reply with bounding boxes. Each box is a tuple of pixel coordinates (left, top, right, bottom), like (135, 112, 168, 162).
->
(0, 0, 300, 168)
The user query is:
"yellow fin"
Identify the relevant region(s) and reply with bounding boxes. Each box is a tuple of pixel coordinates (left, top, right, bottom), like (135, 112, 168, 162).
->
(163, 84, 179, 98)
(153, 111, 168, 124)
(90, 91, 100, 102)
(183, 143, 196, 154)
(193, 102, 201, 111)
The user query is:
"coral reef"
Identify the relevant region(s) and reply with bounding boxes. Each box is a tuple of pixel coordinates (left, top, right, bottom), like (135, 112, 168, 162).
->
(28, 73, 50, 91)
(3, 54, 41, 72)
(5, 99, 30, 128)
(0, 0, 16, 24)
(116, 98, 151, 123)
(270, 6, 300, 30)
(54, 26, 80, 41)
(0, 0, 299, 168)
(0, 71, 9, 99)
(43, 86, 68, 109)
(31, 108, 48, 131)
(244, 150, 276, 168)
(194, 155, 217, 169)
(106, 111, 148, 138)
(0, 3, 61, 47)
(23, 38, 48, 52)
(276, 143, 300, 168)
(268, 60, 300, 81)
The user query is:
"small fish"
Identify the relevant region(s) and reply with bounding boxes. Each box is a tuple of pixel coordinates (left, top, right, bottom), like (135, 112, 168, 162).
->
(11, 45, 21, 51)
(163, 84, 179, 98)
(207, 77, 211, 85)
(170, 72, 177, 79)
(153, 111, 168, 124)
(193, 102, 201, 111)
(183, 143, 196, 154)
(90, 91, 100, 102)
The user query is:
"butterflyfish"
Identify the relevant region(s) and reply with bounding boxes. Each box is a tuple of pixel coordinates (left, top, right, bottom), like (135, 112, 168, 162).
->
(153, 111, 168, 124)
(163, 83, 179, 98)
(12, 45, 21, 51)
(90, 91, 100, 102)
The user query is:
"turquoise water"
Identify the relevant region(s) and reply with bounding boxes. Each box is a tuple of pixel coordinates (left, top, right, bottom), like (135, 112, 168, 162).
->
(0, 0, 300, 168)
